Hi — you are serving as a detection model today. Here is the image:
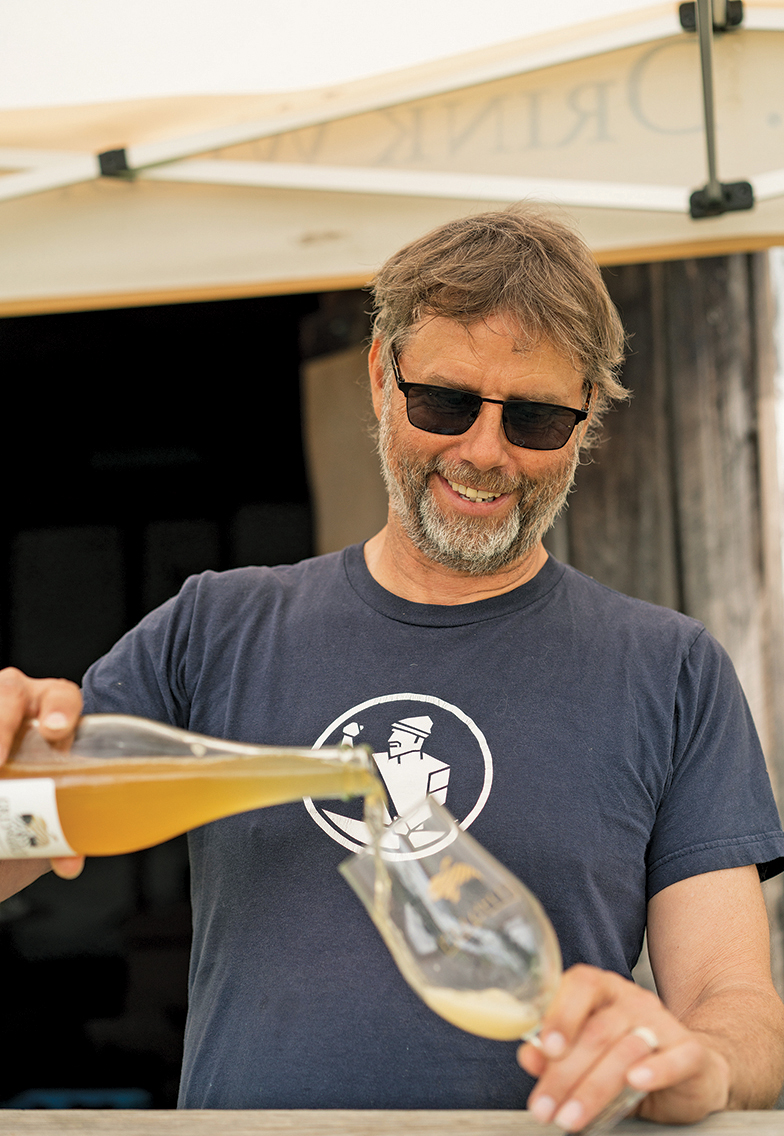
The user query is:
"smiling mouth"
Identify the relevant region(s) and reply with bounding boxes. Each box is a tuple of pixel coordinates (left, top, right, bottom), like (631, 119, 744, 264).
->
(446, 478, 504, 503)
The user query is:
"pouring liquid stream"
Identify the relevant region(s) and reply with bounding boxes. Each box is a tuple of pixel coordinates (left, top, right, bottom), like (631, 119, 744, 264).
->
(362, 786, 392, 913)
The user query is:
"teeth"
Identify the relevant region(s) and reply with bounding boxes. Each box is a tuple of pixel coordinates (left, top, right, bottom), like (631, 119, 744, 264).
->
(448, 479, 501, 502)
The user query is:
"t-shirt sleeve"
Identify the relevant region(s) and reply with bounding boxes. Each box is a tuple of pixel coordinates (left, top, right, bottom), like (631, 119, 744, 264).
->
(646, 627, 784, 899)
(81, 577, 200, 726)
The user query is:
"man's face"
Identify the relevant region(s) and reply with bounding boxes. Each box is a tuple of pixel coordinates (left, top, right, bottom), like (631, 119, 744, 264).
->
(388, 727, 423, 756)
(374, 315, 587, 577)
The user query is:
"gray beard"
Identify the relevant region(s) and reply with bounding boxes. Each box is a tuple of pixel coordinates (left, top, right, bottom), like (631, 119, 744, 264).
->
(377, 398, 578, 577)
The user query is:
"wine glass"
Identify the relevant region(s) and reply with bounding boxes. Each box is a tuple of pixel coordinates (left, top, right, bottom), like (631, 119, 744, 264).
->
(339, 797, 644, 1134)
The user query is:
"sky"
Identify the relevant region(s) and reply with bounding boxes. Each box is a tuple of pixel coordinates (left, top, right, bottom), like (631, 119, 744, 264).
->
(0, 0, 658, 109)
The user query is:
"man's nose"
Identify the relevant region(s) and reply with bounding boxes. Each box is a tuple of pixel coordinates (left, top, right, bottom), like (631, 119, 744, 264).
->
(451, 401, 512, 470)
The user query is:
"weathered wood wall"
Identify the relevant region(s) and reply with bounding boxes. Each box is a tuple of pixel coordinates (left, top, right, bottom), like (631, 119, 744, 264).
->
(566, 254, 783, 791)
(562, 253, 784, 991)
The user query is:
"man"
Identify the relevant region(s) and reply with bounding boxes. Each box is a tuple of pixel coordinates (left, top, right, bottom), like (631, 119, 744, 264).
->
(1, 208, 783, 1129)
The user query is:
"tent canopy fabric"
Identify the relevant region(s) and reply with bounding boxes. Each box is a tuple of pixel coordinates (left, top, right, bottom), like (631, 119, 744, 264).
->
(1, 1, 783, 315)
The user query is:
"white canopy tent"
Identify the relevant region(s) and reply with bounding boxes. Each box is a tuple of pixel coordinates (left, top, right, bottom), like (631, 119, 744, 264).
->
(0, 0, 783, 315)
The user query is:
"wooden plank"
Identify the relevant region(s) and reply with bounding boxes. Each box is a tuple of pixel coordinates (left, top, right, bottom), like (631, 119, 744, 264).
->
(598, 235, 784, 268)
(662, 256, 770, 731)
(750, 250, 784, 801)
(750, 250, 784, 1003)
(1, 1111, 783, 1136)
(566, 261, 680, 610)
(0, 274, 373, 318)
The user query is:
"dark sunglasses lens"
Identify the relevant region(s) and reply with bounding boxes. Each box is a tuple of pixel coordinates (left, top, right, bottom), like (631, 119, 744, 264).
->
(405, 386, 480, 435)
(503, 403, 580, 450)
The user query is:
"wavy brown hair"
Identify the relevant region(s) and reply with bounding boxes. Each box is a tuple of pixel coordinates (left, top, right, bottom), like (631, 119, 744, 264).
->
(370, 207, 629, 449)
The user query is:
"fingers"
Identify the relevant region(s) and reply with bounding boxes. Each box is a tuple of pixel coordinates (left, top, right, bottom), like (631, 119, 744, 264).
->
(51, 856, 86, 880)
(541, 964, 645, 1050)
(541, 966, 662, 1062)
(0, 668, 28, 760)
(0, 670, 86, 884)
(526, 1019, 658, 1130)
(31, 678, 83, 741)
(0, 668, 82, 762)
(520, 965, 704, 1131)
(630, 1035, 730, 1119)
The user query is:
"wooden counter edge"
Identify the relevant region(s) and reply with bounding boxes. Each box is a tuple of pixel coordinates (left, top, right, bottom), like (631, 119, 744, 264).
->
(0, 1109, 781, 1134)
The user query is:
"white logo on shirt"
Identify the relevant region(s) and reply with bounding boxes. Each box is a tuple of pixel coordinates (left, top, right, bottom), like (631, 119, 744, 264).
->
(305, 693, 493, 858)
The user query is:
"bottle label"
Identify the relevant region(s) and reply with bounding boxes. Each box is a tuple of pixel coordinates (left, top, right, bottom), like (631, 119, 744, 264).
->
(0, 778, 77, 858)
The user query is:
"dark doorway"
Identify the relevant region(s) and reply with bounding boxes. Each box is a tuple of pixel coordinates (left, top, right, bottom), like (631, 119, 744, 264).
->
(0, 291, 320, 1107)
(0, 292, 320, 682)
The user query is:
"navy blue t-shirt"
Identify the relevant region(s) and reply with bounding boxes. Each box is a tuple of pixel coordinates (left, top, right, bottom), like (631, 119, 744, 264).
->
(82, 548, 784, 1110)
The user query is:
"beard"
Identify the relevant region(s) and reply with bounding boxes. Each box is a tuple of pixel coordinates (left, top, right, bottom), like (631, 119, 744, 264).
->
(377, 396, 579, 577)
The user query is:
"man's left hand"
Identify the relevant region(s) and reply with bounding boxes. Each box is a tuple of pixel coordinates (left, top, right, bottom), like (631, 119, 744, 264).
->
(518, 866, 784, 1131)
(519, 964, 730, 1131)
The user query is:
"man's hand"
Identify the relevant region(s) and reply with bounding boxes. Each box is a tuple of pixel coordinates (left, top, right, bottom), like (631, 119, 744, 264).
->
(0, 666, 83, 759)
(0, 667, 85, 883)
(519, 965, 729, 1131)
(519, 866, 784, 1131)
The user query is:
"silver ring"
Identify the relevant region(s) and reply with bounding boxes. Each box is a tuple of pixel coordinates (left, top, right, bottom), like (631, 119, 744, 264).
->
(631, 1026, 659, 1050)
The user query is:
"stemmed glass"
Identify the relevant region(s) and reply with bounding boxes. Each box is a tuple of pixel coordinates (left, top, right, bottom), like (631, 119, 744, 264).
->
(340, 797, 645, 1134)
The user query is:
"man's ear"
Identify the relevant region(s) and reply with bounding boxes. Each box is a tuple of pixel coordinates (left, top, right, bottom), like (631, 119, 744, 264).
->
(368, 338, 386, 420)
(578, 383, 596, 445)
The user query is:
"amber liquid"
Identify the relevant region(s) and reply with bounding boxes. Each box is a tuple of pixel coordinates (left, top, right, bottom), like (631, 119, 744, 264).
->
(365, 905, 550, 1040)
(0, 752, 381, 856)
(417, 982, 547, 1041)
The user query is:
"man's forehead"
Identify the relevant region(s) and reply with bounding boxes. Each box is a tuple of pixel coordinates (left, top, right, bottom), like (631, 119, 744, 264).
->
(407, 312, 535, 349)
(400, 314, 580, 382)
(401, 314, 559, 369)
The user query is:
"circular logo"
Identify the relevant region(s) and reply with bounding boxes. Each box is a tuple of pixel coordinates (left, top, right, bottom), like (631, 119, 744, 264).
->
(305, 692, 493, 859)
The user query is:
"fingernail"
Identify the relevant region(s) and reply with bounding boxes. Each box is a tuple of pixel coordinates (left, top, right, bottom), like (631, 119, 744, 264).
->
(530, 1095, 556, 1124)
(628, 1065, 654, 1089)
(42, 712, 68, 730)
(52, 857, 84, 879)
(554, 1100, 584, 1131)
(542, 1030, 567, 1058)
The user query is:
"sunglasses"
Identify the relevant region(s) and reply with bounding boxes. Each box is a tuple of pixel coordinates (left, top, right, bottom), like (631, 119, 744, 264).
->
(391, 355, 591, 451)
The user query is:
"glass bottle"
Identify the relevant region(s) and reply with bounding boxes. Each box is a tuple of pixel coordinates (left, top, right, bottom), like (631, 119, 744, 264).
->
(0, 714, 377, 858)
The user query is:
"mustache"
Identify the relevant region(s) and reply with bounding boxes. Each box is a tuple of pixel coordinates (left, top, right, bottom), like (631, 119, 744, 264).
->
(431, 458, 571, 499)
(431, 461, 522, 497)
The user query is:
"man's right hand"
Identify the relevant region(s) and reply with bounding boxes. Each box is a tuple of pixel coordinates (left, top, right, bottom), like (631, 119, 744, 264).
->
(0, 666, 83, 760)
(0, 667, 85, 882)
